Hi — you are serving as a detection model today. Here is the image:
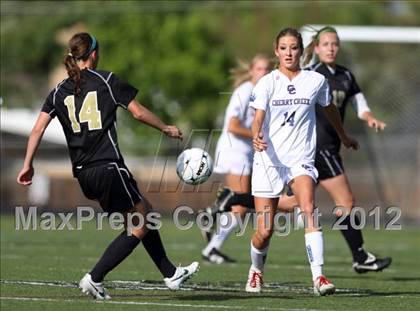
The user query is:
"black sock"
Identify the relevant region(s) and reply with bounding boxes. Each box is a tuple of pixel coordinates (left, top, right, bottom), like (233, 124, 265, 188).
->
(142, 229, 176, 278)
(90, 231, 140, 282)
(339, 215, 368, 263)
(229, 193, 255, 210)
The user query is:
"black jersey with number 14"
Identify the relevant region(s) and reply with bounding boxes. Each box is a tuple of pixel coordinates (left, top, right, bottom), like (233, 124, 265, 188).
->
(309, 62, 361, 152)
(41, 69, 138, 175)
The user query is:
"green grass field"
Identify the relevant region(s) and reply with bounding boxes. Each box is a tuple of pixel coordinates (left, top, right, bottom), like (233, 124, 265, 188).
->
(1, 214, 419, 311)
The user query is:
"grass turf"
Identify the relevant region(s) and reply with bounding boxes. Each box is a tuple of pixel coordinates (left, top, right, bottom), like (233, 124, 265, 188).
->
(1, 214, 419, 311)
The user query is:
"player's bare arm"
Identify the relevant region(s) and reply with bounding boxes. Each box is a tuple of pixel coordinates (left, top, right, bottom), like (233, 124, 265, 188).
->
(361, 111, 386, 131)
(127, 99, 183, 140)
(322, 103, 359, 150)
(228, 117, 253, 138)
(17, 112, 52, 186)
(251, 109, 267, 152)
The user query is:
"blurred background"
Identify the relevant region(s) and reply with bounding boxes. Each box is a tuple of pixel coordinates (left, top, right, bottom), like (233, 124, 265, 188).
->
(1, 1, 419, 223)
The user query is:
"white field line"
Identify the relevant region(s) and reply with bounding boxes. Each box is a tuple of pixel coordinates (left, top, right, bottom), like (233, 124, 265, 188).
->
(2, 279, 418, 299)
(0, 296, 331, 311)
(0, 279, 314, 294)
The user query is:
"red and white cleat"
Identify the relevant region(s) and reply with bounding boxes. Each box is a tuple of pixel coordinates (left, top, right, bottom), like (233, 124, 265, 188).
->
(245, 266, 263, 293)
(313, 275, 335, 296)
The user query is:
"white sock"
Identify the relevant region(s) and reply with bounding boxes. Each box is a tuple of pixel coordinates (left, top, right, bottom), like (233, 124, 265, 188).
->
(202, 213, 238, 256)
(304, 231, 324, 281)
(250, 241, 268, 272)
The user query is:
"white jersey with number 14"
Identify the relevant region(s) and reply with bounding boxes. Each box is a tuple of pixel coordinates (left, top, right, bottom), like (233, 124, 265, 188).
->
(250, 69, 330, 168)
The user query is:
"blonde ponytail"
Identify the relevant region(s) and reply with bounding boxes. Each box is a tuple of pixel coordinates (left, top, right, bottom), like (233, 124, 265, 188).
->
(302, 26, 338, 67)
(303, 39, 317, 66)
(230, 54, 271, 89)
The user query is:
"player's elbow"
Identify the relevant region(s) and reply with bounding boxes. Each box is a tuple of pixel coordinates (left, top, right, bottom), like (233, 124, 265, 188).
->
(131, 109, 144, 121)
(227, 123, 238, 135)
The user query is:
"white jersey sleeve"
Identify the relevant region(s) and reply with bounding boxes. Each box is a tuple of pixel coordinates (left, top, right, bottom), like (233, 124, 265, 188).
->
(225, 81, 253, 120)
(249, 75, 271, 111)
(315, 77, 331, 107)
(350, 92, 371, 119)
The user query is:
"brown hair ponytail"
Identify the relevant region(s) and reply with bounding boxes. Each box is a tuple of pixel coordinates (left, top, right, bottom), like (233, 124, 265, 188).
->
(63, 32, 98, 96)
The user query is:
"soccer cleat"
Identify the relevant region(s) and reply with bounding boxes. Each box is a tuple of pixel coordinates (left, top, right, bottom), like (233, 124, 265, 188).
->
(164, 261, 199, 290)
(79, 273, 111, 300)
(313, 275, 335, 296)
(202, 247, 236, 264)
(245, 266, 263, 293)
(353, 252, 392, 273)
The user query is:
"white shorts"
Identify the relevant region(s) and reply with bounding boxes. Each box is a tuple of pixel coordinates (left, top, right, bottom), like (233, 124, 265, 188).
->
(251, 160, 318, 198)
(213, 148, 253, 176)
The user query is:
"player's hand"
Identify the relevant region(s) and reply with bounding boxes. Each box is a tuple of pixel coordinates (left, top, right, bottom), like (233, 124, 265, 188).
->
(341, 135, 359, 150)
(367, 117, 386, 132)
(253, 132, 267, 152)
(17, 165, 34, 186)
(163, 125, 183, 140)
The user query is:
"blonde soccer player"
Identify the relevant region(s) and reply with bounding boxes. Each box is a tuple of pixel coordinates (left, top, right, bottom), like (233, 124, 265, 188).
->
(300, 26, 391, 273)
(201, 55, 271, 264)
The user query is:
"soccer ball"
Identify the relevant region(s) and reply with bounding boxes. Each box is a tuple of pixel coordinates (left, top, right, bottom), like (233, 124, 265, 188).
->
(176, 148, 213, 185)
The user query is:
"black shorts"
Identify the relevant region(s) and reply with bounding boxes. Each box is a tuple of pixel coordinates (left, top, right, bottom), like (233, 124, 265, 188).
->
(315, 149, 345, 181)
(76, 161, 142, 213)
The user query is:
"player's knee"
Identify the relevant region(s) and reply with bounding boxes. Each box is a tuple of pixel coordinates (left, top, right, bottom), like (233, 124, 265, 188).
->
(257, 227, 273, 242)
(334, 197, 354, 216)
(232, 207, 247, 218)
(300, 204, 315, 216)
(129, 225, 149, 239)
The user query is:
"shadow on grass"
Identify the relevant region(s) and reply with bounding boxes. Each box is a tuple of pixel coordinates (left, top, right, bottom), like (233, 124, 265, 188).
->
(174, 292, 296, 301)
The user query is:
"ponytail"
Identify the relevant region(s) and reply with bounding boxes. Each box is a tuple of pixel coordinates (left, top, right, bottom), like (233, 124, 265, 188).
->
(230, 54, 271, 89)
(302, 40, 317, 66)
(64, 53, 82, 96)
(63, 33, 99, 96)
(230, 59, 252, 89)
(302, 26, 338, 66)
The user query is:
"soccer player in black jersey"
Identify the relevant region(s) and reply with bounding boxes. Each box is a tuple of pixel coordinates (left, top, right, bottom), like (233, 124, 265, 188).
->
(17, 32, 198, 300)
(299, 26, 391, 273)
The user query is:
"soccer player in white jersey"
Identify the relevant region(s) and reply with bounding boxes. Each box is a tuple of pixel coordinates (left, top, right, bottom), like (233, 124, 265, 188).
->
(201, 55, 271, 264)
(246, 28, 358, 296)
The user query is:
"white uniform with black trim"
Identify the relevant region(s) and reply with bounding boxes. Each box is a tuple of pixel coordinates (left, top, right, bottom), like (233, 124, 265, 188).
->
(213, 81, 254, 175)
(250, 69, 330, 198)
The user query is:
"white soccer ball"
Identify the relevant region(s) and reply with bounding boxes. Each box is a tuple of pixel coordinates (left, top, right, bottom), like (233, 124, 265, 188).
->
(176, 148, 213, 185)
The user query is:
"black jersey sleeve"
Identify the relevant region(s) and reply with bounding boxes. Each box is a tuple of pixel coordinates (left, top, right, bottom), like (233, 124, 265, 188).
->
(347, 70, 362, 98)
(107, 73, 138, 109)
(41, 90, 57, 118)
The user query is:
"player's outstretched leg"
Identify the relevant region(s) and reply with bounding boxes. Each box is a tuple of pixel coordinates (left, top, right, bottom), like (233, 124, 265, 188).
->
(139, 197, 200, 289)
(142, 228, 200, 288)
(80, 199, 199, 299)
